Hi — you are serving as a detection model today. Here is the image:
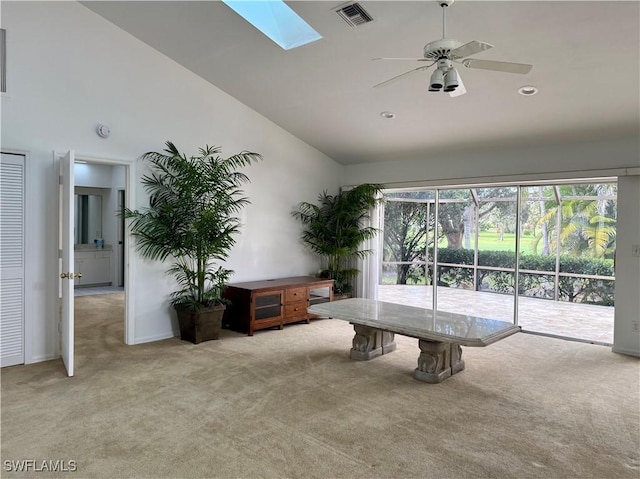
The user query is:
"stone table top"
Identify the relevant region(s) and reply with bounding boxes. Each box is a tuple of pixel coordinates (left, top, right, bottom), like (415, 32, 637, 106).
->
(308, 298, 520, 347)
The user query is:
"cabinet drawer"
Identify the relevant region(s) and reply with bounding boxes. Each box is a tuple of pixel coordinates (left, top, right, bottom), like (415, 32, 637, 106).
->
(285, 287, 307, 303)
(284, 301, 307, 319)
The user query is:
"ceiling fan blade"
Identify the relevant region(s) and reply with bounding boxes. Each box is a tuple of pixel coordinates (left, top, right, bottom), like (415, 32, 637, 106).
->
(449, 74, 467, 98)
(373, 57, 432, 62)
(449, 40, 493, 60)
(461, 58, 533, 74)
(373, 65, 433, 88)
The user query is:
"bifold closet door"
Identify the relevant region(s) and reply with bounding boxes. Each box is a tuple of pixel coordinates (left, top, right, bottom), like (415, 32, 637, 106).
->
(0, 152, 25, 367)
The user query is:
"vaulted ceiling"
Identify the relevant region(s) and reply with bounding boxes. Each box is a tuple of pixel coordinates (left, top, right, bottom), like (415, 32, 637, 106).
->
(84, 1, 640, 165)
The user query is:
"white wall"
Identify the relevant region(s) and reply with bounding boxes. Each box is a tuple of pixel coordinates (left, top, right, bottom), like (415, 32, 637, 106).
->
(1, 1, 342, 359)
(74, 163, 114, 188)
(343, 137, 639, 187)
(345, 140, 640, 356)
(613, 176, 640, 356)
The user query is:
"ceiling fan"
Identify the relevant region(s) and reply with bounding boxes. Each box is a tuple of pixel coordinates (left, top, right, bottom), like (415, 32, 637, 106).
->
(373, 0, 533, 97)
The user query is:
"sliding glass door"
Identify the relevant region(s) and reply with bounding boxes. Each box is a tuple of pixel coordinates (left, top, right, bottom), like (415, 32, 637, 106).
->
(516, 184, 616, 342)
(379, 181, 617, 344)
(381, 191, 434, 308)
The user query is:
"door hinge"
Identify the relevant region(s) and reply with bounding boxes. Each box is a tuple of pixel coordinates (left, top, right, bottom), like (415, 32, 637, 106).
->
(59, 175, 63, 185)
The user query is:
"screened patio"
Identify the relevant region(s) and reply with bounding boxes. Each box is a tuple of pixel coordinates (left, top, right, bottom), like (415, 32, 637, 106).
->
(378, 284, 614, 344)
(379, 181, 617, 345)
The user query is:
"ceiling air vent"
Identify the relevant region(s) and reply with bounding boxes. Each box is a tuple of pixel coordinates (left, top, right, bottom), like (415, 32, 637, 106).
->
(335, 3, 374, 28)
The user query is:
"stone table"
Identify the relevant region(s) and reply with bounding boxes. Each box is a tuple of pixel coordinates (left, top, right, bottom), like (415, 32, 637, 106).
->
(308, 298, 521, 383)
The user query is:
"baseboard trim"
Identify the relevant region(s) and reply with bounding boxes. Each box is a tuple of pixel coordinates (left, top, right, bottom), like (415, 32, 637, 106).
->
(611, 346, 640, 357)
(29, 353, 57, 364)
(134, 331, 178, 345)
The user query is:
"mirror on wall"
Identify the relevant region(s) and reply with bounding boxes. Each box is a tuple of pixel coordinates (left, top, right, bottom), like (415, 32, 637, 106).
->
(75, 194, 102, 244)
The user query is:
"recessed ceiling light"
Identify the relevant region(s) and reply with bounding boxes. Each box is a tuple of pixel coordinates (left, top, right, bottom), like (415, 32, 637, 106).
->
(380, 111, 396, 119)
(518, 85, 539, 96)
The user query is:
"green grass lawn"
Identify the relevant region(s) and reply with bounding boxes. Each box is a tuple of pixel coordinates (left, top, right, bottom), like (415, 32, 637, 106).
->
(438, 231, 537, 253)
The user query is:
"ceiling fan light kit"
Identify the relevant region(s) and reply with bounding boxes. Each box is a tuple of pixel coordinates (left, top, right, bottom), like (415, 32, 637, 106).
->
(374, 0, 533, 96)
(443, 68, 459, 92)
(428, 68, 445, 91)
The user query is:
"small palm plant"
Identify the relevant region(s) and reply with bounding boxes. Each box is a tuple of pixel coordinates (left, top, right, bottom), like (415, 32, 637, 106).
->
(292, 184, 383, 295)
(535, 198, 616, 258)
(123, 141, 261, 342)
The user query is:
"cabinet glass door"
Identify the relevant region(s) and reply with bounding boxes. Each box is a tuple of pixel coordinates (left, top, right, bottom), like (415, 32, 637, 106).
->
(309, 286, 332, 305)
(254, 291, 282, 321)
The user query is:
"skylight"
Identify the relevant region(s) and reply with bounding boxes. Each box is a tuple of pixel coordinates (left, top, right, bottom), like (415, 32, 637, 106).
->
(222, 1, 322, 50)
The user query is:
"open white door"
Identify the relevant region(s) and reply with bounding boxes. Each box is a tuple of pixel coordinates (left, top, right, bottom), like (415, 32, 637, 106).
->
(59, 151, 75, 376)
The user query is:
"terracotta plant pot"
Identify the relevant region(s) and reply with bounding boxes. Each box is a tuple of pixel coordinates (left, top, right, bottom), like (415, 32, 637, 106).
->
(175, 304, 226, 344)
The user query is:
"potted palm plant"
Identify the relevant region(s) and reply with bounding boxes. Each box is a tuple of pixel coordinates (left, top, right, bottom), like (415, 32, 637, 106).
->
(123, 141, 262, 343)
(292, 184, 383, 297)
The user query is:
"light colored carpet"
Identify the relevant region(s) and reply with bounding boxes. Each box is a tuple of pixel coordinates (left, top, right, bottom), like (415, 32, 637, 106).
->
(1, 293, 639, 479)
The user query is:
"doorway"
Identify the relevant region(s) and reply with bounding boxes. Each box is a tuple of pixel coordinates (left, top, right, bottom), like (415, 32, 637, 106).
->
(59, 152, 136, 376)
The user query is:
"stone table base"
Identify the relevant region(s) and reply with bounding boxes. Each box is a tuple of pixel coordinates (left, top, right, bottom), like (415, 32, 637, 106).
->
(349, 325, 466, 383)
(414, 339, 465, 384)
(349, 324, 396, 360)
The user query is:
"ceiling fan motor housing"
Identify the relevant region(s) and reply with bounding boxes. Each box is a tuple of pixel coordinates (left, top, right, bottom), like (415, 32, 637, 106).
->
(436, 58, 454, 71)
(423, 39, 463, 61)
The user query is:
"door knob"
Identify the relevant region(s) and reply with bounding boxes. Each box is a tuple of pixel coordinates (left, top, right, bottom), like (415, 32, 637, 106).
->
(60, 272, 82, 279)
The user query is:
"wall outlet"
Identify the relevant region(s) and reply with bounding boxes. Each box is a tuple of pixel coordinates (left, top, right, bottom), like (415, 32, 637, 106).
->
(633, 321, 640, 333)
(632, 244, 640, 258)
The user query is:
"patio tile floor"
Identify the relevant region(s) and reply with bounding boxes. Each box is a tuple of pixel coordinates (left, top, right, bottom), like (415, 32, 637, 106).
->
(378, 285, 614, 344)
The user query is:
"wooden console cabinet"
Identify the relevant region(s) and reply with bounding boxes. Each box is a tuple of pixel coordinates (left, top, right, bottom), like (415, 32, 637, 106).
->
(222, 276, 334, 336)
